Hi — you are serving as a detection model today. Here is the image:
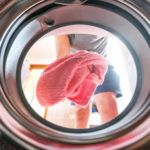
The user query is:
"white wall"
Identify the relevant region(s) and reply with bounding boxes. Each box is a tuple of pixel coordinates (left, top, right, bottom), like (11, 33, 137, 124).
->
(26, 36, 56, 65)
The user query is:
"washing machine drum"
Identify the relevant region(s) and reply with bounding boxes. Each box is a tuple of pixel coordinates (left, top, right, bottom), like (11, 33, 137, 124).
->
(0, 0, 149, 149)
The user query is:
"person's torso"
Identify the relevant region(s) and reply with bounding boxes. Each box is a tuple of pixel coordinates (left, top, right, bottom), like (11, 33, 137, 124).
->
(69, 34, 108, 56)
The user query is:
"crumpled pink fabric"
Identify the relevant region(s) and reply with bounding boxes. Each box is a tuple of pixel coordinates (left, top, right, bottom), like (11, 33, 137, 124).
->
(36, 51, 108, 107)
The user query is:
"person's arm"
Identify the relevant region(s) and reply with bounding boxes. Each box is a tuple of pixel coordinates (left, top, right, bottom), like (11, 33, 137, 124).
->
(55, 35, 71, 59)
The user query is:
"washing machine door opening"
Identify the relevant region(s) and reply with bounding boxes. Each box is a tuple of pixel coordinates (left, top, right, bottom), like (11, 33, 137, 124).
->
(0, 0, 149, 149)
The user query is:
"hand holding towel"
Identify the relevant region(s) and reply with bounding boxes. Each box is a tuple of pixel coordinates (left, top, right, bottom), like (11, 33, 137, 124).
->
(36, 51, 108, 107)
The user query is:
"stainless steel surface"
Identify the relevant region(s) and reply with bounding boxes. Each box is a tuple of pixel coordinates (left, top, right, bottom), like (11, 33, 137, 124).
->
(0, 0, 149, 149)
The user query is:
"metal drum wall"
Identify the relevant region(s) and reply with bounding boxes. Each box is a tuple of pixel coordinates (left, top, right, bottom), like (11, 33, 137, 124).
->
(0, 0, 149, 149)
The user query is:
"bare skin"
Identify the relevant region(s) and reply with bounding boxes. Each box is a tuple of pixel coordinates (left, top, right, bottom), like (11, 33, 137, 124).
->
(75, 104, 91, 128)
(94, 92, 118, 124)
(55, 35, 70, 59)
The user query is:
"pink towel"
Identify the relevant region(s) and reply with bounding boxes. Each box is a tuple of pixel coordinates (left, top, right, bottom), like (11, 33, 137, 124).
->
(36, 51, 108, 107)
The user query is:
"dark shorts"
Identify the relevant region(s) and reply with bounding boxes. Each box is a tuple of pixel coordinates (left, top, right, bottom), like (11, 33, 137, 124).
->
(94, 64, 122, 98)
